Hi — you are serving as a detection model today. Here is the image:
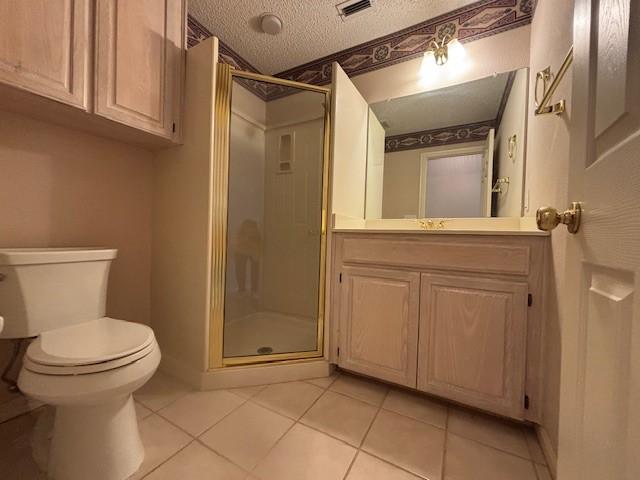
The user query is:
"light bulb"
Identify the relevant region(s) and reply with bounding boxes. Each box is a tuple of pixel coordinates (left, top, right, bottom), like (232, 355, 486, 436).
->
(420, 51, 437, 77)
(447, 39, 466, 62)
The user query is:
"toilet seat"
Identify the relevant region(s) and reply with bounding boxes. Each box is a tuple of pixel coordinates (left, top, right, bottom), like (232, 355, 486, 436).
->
(24, 317, 155, 375)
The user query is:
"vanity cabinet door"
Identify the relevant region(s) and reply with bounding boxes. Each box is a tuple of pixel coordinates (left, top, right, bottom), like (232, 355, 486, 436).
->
(95, 0, 185, 140)
(418, 273, 528, 418)
(338, 266, 419, 387)
(0, 0, 90, 109)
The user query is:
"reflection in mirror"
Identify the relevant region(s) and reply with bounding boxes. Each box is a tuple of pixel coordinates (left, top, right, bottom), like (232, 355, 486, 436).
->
(365, 68, 528, 219)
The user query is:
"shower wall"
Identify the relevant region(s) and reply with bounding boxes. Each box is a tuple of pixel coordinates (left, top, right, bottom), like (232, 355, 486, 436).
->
(226, 87, 325, 325)
(225, 84, 266, 322)
(262, 91, 325, 321)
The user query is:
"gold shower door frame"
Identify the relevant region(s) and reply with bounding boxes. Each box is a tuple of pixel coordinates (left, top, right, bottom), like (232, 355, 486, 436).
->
(209, 65, 331, 368)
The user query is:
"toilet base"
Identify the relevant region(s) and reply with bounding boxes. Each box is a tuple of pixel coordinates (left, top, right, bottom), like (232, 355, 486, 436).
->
(47, 395, 144, 480)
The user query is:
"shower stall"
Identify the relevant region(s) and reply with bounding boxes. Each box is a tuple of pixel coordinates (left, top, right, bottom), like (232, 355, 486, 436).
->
(209, 65, 330, 367)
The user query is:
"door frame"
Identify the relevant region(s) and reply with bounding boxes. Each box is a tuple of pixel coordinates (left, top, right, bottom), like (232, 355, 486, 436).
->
(417, 144, 486, 218)
(209, 65, 332, 368)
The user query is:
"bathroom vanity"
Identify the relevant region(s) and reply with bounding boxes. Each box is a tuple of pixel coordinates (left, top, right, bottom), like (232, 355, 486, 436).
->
(330, 229, 548, 422)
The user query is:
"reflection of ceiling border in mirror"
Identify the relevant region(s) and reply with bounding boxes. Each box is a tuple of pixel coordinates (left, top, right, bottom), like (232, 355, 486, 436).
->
(385, 119, 496, 153)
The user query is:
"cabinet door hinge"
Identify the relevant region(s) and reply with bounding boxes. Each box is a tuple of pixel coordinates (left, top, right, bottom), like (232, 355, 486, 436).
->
(527, 293, 533, 307)
(524, 394, 530, 410)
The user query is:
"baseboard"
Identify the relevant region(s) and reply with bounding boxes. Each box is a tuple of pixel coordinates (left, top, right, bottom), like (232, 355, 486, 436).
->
(0, 394, 42, 424)
(159, 353, 332, 391)
(535, 425, 558, 479)
(159, 353, 204, 388)
(199, 359, 332, 390)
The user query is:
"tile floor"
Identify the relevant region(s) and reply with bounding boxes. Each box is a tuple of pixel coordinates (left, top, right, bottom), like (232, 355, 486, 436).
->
(0, 370, 553, 480)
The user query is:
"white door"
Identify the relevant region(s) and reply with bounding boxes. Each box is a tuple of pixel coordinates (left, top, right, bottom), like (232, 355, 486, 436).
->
(556, 0, 640, 479)
(482, 128, 495, 216)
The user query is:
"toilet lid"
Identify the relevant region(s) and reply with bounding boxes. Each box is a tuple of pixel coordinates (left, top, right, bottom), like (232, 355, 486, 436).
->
(23, 340, 156, 375)
(26, 317, 154, 367)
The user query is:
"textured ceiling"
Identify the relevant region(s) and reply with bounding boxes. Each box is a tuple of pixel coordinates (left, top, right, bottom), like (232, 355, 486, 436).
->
(189, 0, 480, 74)
(370, 71, 514, 136)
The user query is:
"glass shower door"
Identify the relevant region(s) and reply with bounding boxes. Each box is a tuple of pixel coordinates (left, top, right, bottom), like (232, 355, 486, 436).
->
(217, 69, 329, 364)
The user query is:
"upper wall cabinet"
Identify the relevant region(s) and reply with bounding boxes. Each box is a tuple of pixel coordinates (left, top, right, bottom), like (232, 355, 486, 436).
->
(95, 0, 185, 140)
(0, 0, 91, 109)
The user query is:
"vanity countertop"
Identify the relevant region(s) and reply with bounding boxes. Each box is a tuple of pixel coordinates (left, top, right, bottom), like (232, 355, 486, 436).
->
(332, 228, 549, 236)
(331, 215, 550, 236)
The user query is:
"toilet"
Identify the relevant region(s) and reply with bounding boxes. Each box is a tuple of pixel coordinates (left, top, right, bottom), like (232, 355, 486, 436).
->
(0, 248, 160, 480)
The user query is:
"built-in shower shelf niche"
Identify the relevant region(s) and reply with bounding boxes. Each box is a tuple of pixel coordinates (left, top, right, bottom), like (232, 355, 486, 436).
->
(277, 132, 295, 174)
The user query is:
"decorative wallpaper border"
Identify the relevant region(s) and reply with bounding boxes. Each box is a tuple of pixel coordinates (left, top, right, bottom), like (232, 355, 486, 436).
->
(385, 119, 496, 153)
(187, 15, 271, 100)
(188, 0, 535, 101)
(270, 0, 535, 98)
(187, 15, 260, 74)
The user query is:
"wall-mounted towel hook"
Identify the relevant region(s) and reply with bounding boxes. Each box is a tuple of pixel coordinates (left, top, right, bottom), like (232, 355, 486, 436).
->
(492, 177, 510, 195)
(534, 46, 573, 116)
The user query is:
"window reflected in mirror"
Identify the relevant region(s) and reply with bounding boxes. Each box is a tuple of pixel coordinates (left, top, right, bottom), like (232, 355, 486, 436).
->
(365, 68, 528, 219)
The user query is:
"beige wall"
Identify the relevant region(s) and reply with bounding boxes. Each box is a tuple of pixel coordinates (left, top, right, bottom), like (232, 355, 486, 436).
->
(266, 89, 325, 127)
(152, 38, 218, 375)
(524, 0, 574, 469)
(0, 109, 153, 404)
(496, 68, 528, 217)
(353, 26, 531, 105)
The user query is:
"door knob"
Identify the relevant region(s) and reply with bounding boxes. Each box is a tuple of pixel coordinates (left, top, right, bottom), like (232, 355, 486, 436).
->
(536, 202, 582, 233)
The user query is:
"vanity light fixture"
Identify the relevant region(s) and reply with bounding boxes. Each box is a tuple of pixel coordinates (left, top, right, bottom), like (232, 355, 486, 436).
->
(420, 35, 466, 77)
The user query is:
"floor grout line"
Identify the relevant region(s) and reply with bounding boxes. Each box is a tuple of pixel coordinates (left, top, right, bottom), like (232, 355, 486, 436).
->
(192, 437, 254, 477)
(244, 377, 337, 479)
(9, 372, 549, 480)
(138, 437, 195, 479)
(154, 392, 252, 439)
(138, 392, 254, 478)
(136, 374, 544, 479)
(446, 429, 536, 462)
(340, 386, 391, 480)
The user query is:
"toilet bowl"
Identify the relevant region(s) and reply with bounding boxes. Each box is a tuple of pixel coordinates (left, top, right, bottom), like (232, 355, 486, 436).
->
(0, 248, 160, 480)
(19, 318, 160, 480)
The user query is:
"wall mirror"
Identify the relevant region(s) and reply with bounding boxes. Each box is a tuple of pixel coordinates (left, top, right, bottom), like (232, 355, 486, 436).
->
(365, 68, 528, 219)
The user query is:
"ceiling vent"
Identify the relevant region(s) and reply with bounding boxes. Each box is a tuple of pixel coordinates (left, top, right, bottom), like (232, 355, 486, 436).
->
(336, 0, 374, 21)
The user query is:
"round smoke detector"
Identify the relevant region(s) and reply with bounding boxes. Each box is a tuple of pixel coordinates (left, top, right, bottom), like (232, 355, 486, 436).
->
(260, 13, 283, 35)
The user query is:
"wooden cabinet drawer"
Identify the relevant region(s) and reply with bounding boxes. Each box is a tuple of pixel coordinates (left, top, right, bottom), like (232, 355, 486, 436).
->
(341, 236, 531, 276)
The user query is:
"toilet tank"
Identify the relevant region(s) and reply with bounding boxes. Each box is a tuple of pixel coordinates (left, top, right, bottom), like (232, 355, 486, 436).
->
(0, 248, 118, 339)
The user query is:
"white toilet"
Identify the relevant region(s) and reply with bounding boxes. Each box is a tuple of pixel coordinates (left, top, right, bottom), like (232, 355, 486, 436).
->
(0, 248, 160, 480)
